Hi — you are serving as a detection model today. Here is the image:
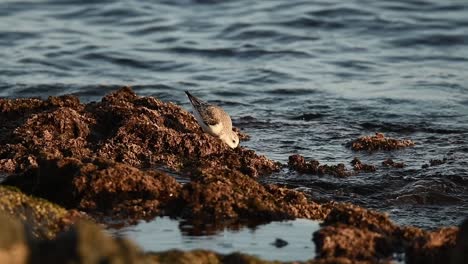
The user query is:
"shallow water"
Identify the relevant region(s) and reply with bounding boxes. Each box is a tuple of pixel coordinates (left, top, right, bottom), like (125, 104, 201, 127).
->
(112, 217, 319, 261)
(1, 0, 467, 231)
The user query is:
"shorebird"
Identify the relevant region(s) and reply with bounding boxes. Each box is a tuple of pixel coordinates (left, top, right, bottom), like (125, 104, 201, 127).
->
(185, 91, 239, 148)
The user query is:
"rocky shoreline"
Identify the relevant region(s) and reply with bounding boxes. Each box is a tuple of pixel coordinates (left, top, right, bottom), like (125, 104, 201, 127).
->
(0, 87, 466, 263)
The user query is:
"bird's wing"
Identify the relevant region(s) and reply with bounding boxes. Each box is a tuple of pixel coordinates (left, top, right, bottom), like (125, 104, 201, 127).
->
(185, 91, 232, 130)
(186, 91, 221, 126)
(199, 105, 221, 126)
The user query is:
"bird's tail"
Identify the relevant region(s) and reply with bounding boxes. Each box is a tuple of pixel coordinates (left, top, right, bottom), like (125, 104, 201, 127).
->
(185, 91, 203, 107)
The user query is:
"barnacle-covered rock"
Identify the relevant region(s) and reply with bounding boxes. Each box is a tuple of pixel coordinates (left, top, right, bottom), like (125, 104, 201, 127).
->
(346, 133, 414, 151)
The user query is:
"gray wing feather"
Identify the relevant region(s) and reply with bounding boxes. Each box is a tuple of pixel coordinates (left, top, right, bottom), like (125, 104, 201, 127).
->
(185, 91, 220, 126)
(199, 106, 221, 126)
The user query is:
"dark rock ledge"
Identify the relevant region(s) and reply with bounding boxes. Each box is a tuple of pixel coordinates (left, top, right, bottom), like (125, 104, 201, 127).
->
(0, 87, 464, 263)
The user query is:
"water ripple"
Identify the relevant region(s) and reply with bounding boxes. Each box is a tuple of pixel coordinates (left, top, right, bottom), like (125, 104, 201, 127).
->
(391, 33, 468, 47)
(1, 0, 468, 229)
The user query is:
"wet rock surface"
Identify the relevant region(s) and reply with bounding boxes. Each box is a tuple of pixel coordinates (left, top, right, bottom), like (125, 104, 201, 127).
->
(346, 132, 415, 151)
(382, 158, 405, 168)
(288, 155, 378, 176)
(350, 158, 376, 173)
(288, 154, 352, 177)
(421, 158, 448, 169)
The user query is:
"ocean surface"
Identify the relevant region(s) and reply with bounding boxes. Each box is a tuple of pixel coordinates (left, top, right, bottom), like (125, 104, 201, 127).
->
(1, 0, 467, 233)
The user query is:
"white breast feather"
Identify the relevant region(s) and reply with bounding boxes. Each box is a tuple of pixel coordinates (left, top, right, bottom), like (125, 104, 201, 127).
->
(207, 122, 223, 135)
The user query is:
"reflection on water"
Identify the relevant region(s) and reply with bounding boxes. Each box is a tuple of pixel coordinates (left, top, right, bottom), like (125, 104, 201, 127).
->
(111, 217, 319, 262)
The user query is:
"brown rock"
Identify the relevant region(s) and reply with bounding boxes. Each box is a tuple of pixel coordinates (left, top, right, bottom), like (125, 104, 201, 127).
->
(346, 133, 414, 151)
(313, 224, 393, 260)
(288, 154, 352, 177)
(1, 87, 284, 223)
(382, 158, 405, 168)
(406, 226, 458, 264)
(422, 158, 448, 169)
(452, 218, 468, 264)
(315, 203, 451, 262)
(350, 157, 376, 172)
(0, 87, 279, 177)
(316, 203, 401, 261)
(169, 169, 326, 226)
(323, 204, 397, 237)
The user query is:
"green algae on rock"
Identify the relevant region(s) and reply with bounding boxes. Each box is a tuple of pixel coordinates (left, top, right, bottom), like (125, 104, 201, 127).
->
(0, 212, 150, 264)
(32, 220, 149, 264)
(0, 186, 79, 239)
(0, 213, 28, 264)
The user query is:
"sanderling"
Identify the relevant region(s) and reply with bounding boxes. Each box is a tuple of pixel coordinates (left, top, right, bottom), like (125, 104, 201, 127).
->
(185, 91, 239, 148)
